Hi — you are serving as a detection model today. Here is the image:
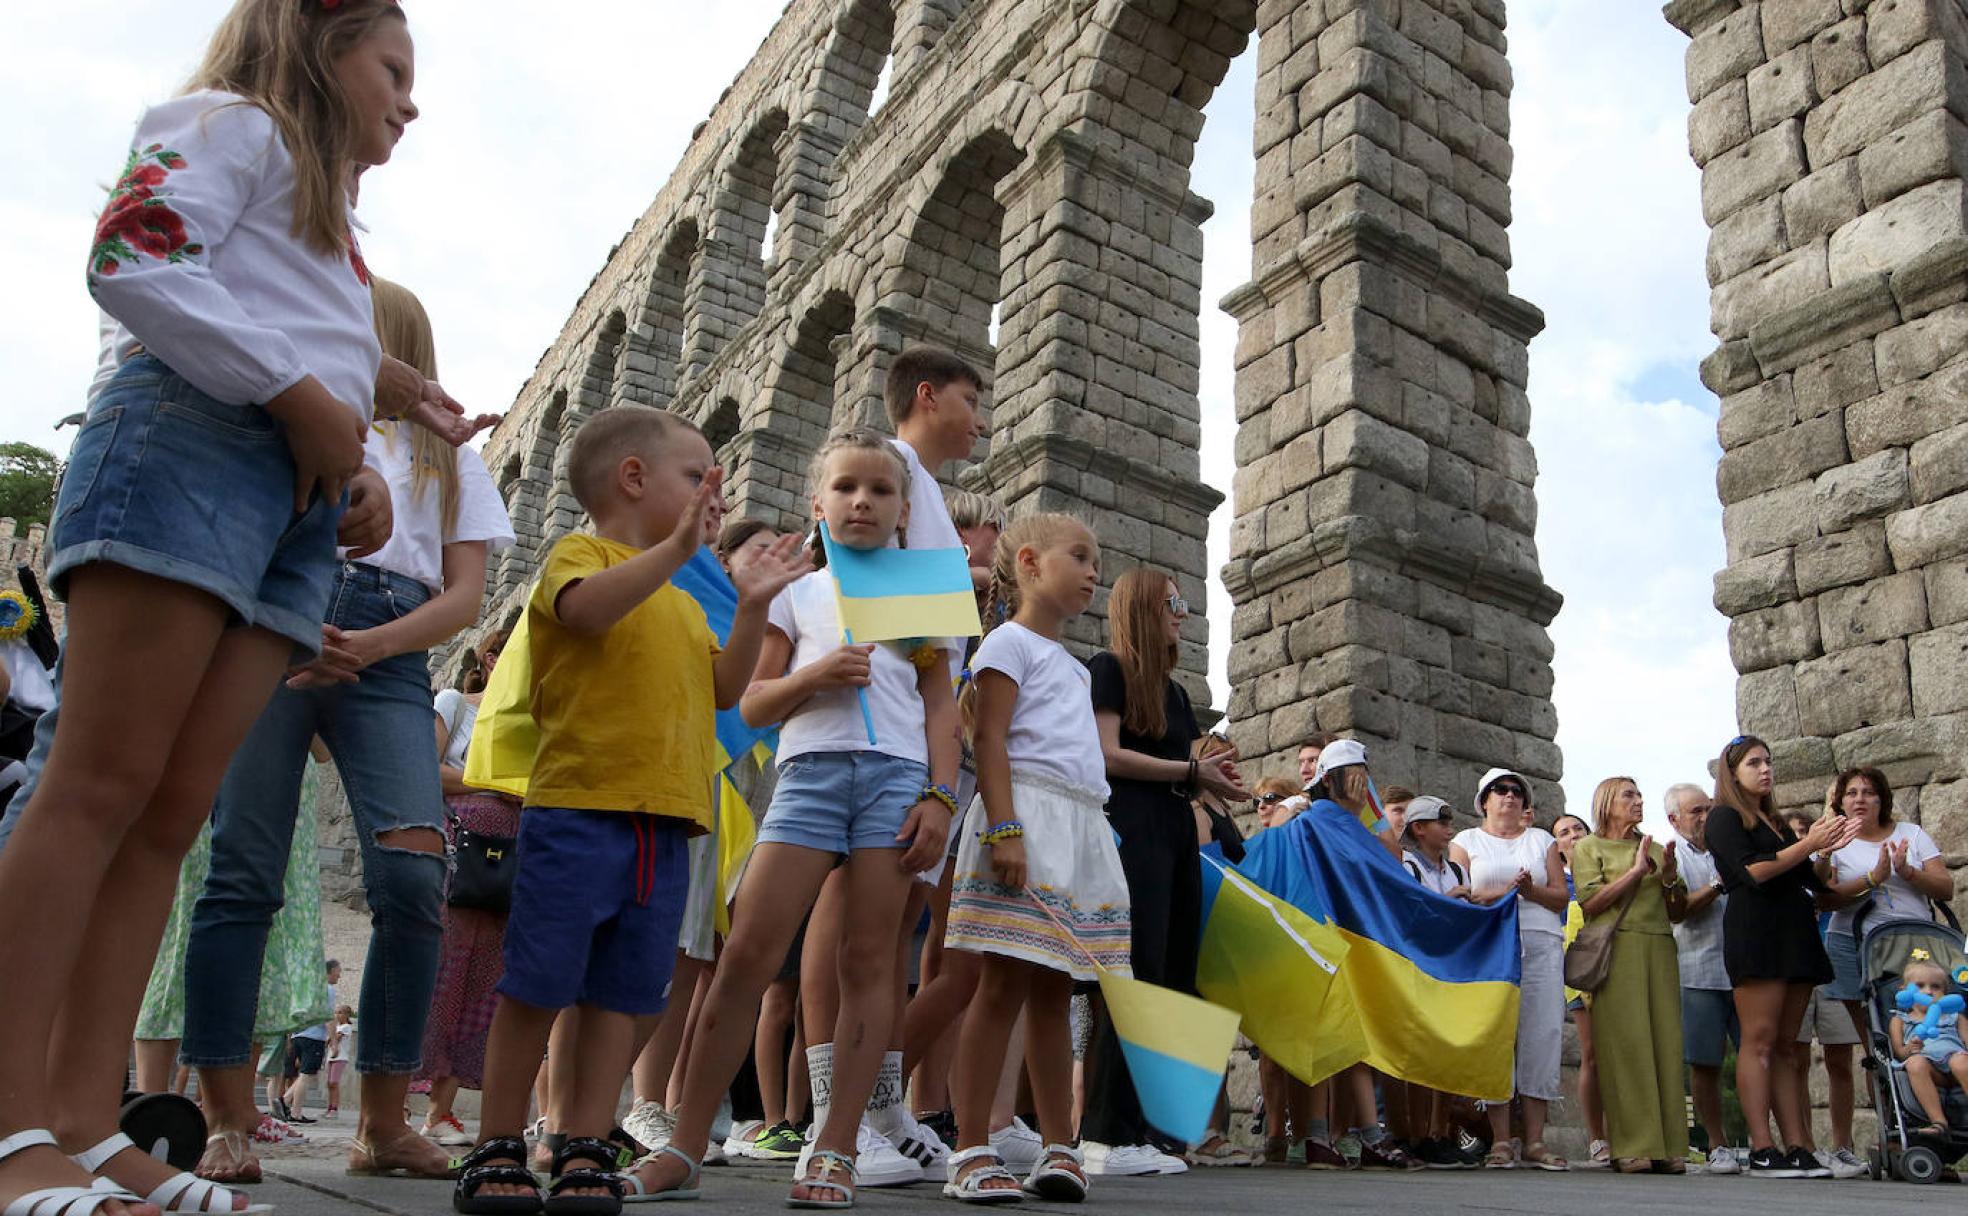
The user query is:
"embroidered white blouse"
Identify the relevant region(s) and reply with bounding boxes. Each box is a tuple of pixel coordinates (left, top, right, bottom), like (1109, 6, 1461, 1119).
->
(86, 90, 381, 424)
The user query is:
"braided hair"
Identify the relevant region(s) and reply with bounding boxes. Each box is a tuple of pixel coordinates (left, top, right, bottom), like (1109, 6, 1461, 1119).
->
(958, 511, 1093, 738)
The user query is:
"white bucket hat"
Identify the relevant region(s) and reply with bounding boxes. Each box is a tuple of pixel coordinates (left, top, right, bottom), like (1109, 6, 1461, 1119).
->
(1473, 767, 1533, 815)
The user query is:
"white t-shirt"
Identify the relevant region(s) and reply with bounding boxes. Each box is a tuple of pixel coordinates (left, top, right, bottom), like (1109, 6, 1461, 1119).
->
(328, 1021, 354, 1063)
(434, 689, 478, 771)
(1453, 826, 1563, 938)
(1826, 821, 1942, 937)
(891, 437, 963, 675)
(350, 425, 514, 593)
(767, 571, 930, 766)
(87, 92, 381, 423)
(969, 622, 1108, 799)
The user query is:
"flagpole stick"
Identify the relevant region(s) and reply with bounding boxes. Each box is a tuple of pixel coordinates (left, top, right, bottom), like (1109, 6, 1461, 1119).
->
(1021, 885, 1105, 976)
(843, 626, 878, 747)
(817, 522, 879, 747)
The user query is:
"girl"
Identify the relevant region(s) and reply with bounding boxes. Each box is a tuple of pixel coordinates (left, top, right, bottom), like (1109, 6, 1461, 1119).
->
(0, 4, 439, 1214)
(1889, 961, 1968, 1135)
(326, 1008, 356, 1121)
(181, 276, 514, 1185)
(1570, 778, 1688, 1174)
(416, 629, 519, 1147)
(941, 512, 1130, 1204)
(1704, 735, 1858, 1179)
(1080, 568, 1244, 1177)
(628, 428, 958, 1207)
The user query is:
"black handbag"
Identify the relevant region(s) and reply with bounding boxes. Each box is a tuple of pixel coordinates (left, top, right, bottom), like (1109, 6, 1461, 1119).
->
(447, 822, 517, 913)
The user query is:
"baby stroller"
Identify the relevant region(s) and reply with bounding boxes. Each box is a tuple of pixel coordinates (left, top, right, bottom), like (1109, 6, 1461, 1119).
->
(1855, 902, 1968, 1183)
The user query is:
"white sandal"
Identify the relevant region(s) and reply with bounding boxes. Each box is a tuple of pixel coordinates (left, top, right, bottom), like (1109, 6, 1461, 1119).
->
(1021, 1145, 1086, 1202)
(0, 1130, 145, 1216)
(941, 1147, 1021, 1206)
(73, 1135, 269, 1215)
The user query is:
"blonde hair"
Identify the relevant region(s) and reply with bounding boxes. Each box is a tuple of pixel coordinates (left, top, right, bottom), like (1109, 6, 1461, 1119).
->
(1255, 776, 1298, 800)
(959, 512, 1095, 734)
(945, 489, 1006, 533)
(1590, 776, 1640, 839)
(189, 0, 409, 256)
(567, 406, 701, 514)
(806, 428, 911, 564)
(370, 277, 457, 532)
(1905, 960, 1950, 988)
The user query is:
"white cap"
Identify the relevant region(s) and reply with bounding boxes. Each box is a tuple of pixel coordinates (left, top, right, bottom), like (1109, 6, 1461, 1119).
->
(1309, 738, 1368, 789)
(1473, 767, 1533, 815)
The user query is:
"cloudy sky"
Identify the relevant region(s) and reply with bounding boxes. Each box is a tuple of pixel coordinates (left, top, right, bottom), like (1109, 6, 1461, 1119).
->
(1, 2, 1727, 832)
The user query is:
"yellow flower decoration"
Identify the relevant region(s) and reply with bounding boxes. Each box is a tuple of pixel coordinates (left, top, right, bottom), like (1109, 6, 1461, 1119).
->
(0, 589, 36, 642)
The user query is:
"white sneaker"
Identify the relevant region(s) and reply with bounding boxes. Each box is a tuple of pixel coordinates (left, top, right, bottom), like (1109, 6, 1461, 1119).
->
(1082, 1142, 1165, 1177)
(1144, 1145, 1189, 1175)
(889, 1110, 950, 1169)
(721, 1118, 766, 1160)
(798, 1123, 924, 1187)
(622, 1100, 675, 1152)
(1705, 1145, 1742, 1175)
(990, 1117, 1043, 1171)
(703, 1139, 728, 1167)
(1825, 1147, 1867, 1180)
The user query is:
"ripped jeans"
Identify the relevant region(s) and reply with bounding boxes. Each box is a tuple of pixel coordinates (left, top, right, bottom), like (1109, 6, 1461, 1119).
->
(180, 562, 446, 1075)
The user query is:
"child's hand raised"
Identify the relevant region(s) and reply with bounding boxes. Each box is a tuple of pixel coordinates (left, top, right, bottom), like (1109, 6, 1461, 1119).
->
(896, 796, 951, 872)
(661, 467, 724, 559)
(810, 644, 876, 688)
(731, 531, 812, 606)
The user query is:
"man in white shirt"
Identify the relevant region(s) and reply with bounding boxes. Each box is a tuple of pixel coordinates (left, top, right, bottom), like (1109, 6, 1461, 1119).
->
(1666, 784, 1736, 1172)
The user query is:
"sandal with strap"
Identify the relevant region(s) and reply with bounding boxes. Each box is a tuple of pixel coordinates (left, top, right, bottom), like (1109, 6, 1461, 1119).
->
(1022, 1145, 1086, 1203)
(1520, 1141, 1569, 1172)
(545, 1139, 623, 1216)
(1482, 1139, 1517, 1170)
(1184, 1136, 1253, 1168)
(788, 1150, 855, 1211)
(73, 1134, 269, 1215)
(941, 1146, 1020, 1206)
(452, 1138, 542, 1216)
(0, 1130, 147, 1216)
(621, 1146, 698, 1204)
(192, 1136, 256, 1189)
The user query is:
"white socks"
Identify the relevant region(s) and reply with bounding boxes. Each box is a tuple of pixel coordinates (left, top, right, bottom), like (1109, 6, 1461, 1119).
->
(807, 1042, 835, 1139)
(866, 1050, 906, 1137)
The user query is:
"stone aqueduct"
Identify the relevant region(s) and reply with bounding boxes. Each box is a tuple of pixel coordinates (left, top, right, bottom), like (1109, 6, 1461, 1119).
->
(472, 0, 1968, 837)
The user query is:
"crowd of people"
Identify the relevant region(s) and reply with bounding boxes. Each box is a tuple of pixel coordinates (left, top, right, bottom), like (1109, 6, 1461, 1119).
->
(0, 4, 1961, 1216)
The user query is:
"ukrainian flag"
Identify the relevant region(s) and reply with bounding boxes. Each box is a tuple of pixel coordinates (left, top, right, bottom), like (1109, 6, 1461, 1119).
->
(1101, 971, 1243, 1146)
(672, 546, 778, 766)
(818, 523, 981, 643)
(1203, 805, 1522, 1101)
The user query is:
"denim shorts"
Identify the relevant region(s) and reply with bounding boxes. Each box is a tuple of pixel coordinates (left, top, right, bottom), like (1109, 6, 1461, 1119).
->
(1681, 987, 1739, 1066)
(499, 808, 688, 1017)
(1825, 929, 1864, 1001)
(758, 750, 930, 855)
(49, 354, 342, 654)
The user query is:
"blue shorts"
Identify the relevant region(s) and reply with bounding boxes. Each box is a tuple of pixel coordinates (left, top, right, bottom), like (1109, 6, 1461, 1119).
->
(499, 808, 688, 1016)
(50, 355, 342, 655)
(1681, 988, 1740, 1066)
(758, 751, 929, 854)
(1825, 930, 1863, 1001)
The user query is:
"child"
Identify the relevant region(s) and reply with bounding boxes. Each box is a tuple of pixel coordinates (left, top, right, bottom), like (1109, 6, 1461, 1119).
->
(941, 513, 1129, 1203)
(1891, 962, 1968, 1136)
(1400, 798, 1469, 899)
(0, 4, 450, 1214)
(451, 406, 807, 1216)
(627, 427, 959, 1207)
(327, 1008, 356, 1121)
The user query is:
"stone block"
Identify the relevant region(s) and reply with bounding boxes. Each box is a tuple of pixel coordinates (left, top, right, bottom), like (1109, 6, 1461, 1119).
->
(1713, 240, 1830, 339)
(1701, 118, 1808, 226)
(1876, 303, 1968, 388)
(1830, 713, 1968, 784)
(1686, 4, 1766, 102)
(1910, 620, 1968, 715)
(1747, 270, 1899, 374)
(1806, 42, 1963, 166)
(1714, 546, 1798, 615)
(1797, 523, 1893, 595)
(1846, 362, 1968, 456)
(1717, 411, 1849, 504)
(1762, 0, 1842, 56)
(1892, 235, 1968, 317)
(1748, 44, 1816, 132)
(1724, 480, 1819, 563)
(1719, 375, 1800, 449)
(1729, 598, 1823, 672)
(1811, 16, 1870, 97)
(1702, 338, 1764, 394)
(1690, 77, 1753, 164)
(1923, 780, 1968, 860)
(1738, 664, 1802, 737)
(1321, 408, 1430, 490)
(1911, 420, 1968, 503)
(1928, 558, 1968, 626)
(1858, 109, 1968, 210)
(1793, 340, 1879, 416)
(1828, 180, 1968, 286)
(1795, 638, 1914, 735)
(1866, 0, 1968, 67)
(1781, 158, 1862, 246)
(1887, 490, 1968, 567)
(1814, 446, 1910, 532)
(1818, 570, 1929, 649)
(1710, 195, 1787, 283)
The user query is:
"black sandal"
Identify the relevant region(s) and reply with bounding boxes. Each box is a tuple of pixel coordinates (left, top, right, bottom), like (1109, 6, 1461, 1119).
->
(453, 1137, 543, 1216)
(545, 1137, 626, 1216)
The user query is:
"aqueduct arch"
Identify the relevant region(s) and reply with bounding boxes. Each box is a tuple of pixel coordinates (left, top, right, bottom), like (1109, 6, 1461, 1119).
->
(474, 0, 1968, 826)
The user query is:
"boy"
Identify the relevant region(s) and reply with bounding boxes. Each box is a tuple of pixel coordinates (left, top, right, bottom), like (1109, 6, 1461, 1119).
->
(454, 406, 807, 1215)
(1396, 797, 1479, 1168)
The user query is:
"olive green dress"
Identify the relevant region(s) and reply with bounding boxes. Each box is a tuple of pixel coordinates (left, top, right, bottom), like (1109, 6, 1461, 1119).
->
(1573, 835, 1687, 1163)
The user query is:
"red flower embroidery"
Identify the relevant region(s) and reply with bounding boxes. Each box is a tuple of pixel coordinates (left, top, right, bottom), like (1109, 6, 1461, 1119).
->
(88, 145, 204, 278)
(346, 230, 371, 286)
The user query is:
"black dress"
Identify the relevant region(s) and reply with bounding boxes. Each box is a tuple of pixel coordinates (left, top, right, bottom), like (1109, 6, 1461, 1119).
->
(1705, 808, 1833, 986)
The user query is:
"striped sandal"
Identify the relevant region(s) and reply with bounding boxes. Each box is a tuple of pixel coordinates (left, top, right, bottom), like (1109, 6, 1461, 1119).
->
(72, 1134, 269, 1214)
(0, 1130, 146, 1216)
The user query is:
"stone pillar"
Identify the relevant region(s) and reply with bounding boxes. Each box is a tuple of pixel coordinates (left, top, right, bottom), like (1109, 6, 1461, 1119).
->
(1668, 0, 1968, 879)
(1223, 0, 1565, 807)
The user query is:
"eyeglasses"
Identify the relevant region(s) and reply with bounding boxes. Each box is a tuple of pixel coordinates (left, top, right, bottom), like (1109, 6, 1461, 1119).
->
(1258, 792, 1288, 805)
(1166, 593, 1189, 616)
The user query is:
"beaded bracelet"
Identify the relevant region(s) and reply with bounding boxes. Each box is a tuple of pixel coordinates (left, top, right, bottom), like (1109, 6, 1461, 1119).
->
(921, 783, 959, 815)
(980, 820, 1025, 845)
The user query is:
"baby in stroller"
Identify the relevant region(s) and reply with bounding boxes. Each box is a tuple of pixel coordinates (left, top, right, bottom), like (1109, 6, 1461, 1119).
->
(1888, 961, 1968, 1136)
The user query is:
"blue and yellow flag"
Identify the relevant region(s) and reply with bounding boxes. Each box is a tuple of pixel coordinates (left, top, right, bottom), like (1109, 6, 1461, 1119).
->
(1102, 970, 1243, 1146)
(817, 523, 981, 644)
(1202, 806, 1522, 1100)
(672, 546, 777, 767)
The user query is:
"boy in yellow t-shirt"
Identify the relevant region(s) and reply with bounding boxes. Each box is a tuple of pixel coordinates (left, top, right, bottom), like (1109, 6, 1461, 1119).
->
(457, 406, 808, 1215)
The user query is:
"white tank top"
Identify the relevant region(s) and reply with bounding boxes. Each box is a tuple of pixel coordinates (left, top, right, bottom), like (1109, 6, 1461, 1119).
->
(1453, 826, 1563, 938)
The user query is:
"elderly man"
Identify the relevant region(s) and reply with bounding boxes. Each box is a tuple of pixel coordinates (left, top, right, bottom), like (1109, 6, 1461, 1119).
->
(1666, 783, 1735, 1172)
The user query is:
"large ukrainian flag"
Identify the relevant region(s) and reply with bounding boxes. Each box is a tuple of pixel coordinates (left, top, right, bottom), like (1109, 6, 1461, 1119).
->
(1203, 804, 1522, 1101)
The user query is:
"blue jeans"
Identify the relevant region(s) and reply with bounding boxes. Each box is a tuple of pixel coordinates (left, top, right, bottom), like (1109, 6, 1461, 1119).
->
(180, 562, 446, 1074)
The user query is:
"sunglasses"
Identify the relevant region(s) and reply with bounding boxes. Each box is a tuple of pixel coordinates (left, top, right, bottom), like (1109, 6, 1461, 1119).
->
(1258, 792, 1288, 805)
(1488, 783, 1527, 801)
(1166, 593, 1189, 616)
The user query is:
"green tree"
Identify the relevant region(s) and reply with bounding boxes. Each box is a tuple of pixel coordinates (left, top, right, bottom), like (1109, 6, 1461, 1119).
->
(0, 443, 61, 529)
